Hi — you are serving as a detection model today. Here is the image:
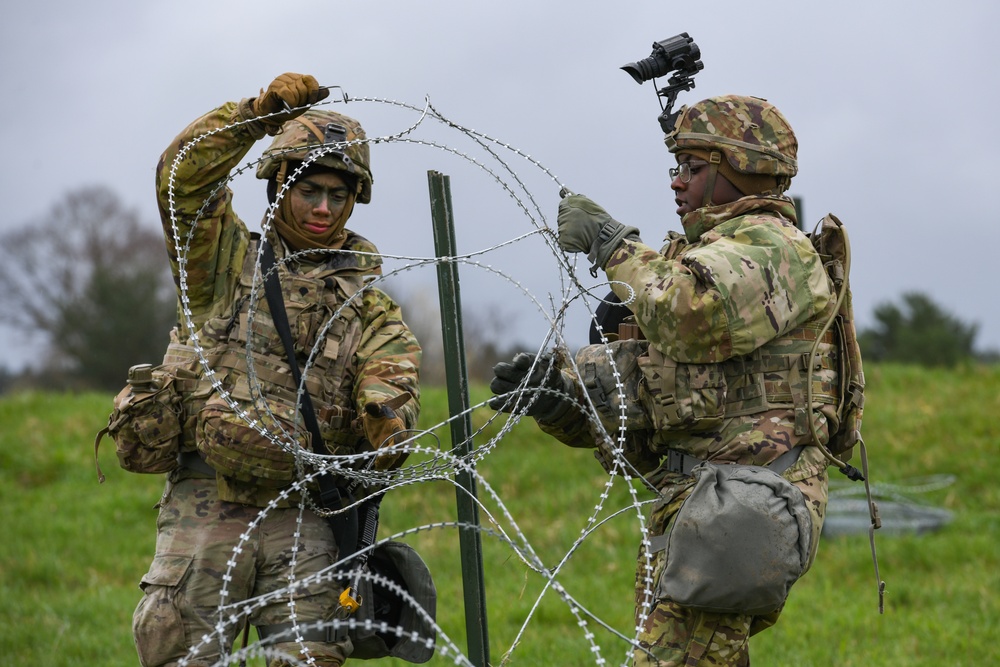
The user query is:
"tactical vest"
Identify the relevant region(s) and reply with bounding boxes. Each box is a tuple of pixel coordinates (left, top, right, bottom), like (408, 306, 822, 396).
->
(637, 310, 840, 452)
(170, 236, 369, 488)
(578, 223, 843, 455)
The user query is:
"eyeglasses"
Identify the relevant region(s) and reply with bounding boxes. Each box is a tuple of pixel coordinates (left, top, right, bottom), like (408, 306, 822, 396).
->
(669, 160, 708, 184)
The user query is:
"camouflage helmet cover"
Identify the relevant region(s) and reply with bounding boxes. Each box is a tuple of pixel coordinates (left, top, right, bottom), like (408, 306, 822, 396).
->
(664, 95, 798, 180)
(256, 109, 373, 204)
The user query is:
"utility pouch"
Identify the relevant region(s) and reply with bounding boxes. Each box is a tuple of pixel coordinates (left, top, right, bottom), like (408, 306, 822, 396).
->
(576, 338, 653, 433)
(98, 363, 185, 476)
(637, 345, 727, 432)
(655, 460, 812, 615)
(196, 392, 311, 487)
(576, 339, 661, 476)
(343, 541, 437, 663)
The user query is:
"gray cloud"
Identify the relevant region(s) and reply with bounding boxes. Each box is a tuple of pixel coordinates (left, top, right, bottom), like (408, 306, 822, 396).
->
(2, 0, 997, 370)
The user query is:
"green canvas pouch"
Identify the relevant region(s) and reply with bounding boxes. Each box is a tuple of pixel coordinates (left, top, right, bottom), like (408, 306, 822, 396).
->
(655, 460, 812, 615)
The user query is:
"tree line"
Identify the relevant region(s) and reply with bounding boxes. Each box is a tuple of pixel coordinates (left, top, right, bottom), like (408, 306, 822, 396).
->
(0, 187, 995, 394)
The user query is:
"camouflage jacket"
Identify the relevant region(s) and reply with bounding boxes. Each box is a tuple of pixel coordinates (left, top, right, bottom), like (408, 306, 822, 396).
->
(155, 102, 421, 505)
(540, 196, 835, 478)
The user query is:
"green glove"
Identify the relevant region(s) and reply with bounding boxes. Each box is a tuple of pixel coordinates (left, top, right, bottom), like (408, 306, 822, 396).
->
(557, 194, 610, 254)
(488, 352, 575, 422)
(250, 72, 329, 133)
(557, 194, 641, 275)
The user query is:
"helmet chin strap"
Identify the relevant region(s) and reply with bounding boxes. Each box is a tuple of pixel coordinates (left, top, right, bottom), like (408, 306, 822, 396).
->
(702, 150, 723, 207)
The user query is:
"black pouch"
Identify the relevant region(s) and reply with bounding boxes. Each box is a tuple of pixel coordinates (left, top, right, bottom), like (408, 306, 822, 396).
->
(347, 541, 437, 663)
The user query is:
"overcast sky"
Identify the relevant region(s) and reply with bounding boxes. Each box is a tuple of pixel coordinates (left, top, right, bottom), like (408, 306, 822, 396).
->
(2, 0, 998, 372)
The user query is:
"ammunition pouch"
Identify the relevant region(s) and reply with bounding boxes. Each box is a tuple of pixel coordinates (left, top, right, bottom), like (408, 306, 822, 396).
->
(97, 364, 198, 476)
(159, 341, 217, 452)
(196, 392, 313, 488)
(577, 339, 653, 433)
(638, 345, 728, 433)
(576, 340, 660, 475)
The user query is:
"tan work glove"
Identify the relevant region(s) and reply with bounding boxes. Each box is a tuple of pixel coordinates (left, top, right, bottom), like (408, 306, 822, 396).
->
(361, 393, 413, 470)
(250, 72, 329, 133)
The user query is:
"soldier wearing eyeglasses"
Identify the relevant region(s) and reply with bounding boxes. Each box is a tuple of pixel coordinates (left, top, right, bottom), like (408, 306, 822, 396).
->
(492, 95, 844, 666)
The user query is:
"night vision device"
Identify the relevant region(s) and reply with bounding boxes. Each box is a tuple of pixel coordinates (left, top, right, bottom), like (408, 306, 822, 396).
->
(621, 32, 704, 133)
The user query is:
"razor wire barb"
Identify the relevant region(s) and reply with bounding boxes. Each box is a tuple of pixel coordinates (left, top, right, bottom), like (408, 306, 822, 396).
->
(164, 91, 662, 667)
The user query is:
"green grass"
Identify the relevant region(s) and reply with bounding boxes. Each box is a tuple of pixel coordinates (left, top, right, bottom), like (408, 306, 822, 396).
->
(1, 364, 998, 665)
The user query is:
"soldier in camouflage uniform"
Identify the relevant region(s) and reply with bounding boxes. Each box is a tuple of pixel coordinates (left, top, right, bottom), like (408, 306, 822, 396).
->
(131, 73, 421, 667)
(492, 96, 838, 665)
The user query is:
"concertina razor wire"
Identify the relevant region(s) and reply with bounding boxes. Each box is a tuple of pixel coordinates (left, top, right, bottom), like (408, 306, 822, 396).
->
(162, 91, 936, 667)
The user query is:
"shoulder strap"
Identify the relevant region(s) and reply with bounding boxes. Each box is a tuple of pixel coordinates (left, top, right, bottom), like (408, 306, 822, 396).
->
(768, 445, 803, 475)
(261, 242, 325, 452)
(261, 242, 358, 550)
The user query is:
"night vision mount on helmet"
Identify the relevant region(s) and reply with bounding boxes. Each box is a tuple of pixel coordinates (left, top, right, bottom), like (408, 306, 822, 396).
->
(622, 35, 797, 195)
(621, 32, 704, 133)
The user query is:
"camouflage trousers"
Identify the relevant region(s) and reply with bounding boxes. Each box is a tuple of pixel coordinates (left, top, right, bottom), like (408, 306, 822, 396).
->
(132, 477, 351, 667)
(633, 465, 828, 666)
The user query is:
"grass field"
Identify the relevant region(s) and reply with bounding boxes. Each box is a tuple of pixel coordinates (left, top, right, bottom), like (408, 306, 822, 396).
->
(1, 363, 998, 666)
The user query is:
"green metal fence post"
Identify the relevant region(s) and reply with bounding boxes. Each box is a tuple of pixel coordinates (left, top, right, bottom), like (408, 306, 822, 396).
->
(426, 170, 490, 666)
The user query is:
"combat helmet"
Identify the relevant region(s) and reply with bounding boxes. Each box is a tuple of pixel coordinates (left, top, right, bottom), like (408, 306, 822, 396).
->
(256, 109, 373, 204)
(665, 95, 797, 203)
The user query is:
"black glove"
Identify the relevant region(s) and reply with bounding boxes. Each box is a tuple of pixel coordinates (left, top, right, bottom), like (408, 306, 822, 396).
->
(488, 352, 574, 421)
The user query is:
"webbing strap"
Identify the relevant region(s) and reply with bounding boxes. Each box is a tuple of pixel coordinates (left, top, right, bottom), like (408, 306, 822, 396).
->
(256, 620, 343, 644)
(858, 439, 886, 614)
(647, 534, 669, 554)
(661, 445, 802, 477)
(178, 450, 217, 477)
(262, 243, 326, 455)
(664, 449, 702, 475)
(703, 151, 721, 207)
(261, 242, 358, 554)
(768, 445, 804, 475)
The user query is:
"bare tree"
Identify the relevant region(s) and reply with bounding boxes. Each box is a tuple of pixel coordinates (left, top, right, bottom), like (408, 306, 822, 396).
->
(0, 186, 176, 390)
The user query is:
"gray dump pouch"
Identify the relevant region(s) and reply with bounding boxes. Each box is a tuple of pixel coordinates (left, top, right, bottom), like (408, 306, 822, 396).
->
(656, 461, 812, 615)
